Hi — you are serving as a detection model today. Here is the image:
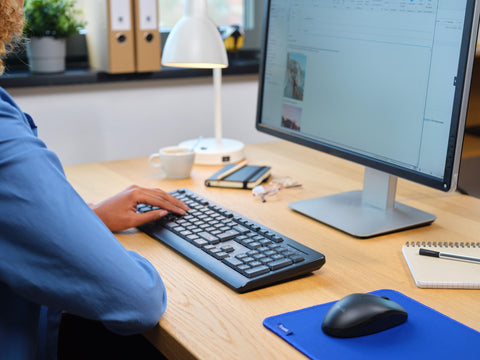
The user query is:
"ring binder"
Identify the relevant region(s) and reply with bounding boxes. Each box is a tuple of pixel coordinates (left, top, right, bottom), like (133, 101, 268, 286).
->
(132, 0, 161, 72)
(85, 0, 161, 74)
(85, 0, 136, 74)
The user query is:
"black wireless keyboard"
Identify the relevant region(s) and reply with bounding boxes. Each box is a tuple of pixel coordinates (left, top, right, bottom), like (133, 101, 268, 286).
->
(137, 189, 325, 293)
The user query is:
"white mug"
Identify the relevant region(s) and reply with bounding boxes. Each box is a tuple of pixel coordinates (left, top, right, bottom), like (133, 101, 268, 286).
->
(149, 146, 195, 179)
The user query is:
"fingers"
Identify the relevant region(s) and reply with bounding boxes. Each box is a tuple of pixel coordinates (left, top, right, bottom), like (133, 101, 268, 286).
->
(129, 186, 190, 215)
(134, 209, 169, 227)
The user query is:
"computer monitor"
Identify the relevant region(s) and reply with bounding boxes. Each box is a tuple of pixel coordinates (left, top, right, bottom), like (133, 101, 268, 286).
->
(256, 0, 480, 238)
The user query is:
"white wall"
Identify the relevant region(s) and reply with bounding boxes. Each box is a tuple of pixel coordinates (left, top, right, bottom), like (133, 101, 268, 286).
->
(7, 74, 273, 165)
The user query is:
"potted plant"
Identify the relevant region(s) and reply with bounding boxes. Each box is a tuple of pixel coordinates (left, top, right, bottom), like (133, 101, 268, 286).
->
(24, 0, 85, 74)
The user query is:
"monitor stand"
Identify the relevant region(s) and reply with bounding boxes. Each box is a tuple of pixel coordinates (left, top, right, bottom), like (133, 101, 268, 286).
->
(289, 167, 436, 238)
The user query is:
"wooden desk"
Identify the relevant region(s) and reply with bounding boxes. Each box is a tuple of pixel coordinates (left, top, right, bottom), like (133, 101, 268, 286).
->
(65, 141, 480, 360)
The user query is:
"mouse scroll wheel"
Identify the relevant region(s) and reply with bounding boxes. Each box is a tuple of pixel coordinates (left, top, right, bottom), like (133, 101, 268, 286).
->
(381, 296, 390, 300)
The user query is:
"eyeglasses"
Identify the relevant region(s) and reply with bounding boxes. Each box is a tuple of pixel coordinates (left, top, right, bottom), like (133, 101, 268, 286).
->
(252, 177, 302, 202)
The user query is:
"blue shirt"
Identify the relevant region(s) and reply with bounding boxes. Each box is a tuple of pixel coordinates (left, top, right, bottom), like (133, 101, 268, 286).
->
(0, 87, 167, 359)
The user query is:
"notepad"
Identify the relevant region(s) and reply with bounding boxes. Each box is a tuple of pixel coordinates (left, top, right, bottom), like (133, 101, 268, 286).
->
(402, 241, 480, 289)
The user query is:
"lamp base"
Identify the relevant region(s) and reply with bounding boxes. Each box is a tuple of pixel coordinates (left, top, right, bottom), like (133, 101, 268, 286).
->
(179, 138, 245, 165)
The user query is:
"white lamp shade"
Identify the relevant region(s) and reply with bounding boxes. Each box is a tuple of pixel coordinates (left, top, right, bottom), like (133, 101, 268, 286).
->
(162, 0, 228, 69)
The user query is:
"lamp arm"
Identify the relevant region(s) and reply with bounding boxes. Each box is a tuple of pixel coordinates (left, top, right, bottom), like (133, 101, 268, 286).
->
(185, 0, 208, 17)
(213, 67, 223, 147)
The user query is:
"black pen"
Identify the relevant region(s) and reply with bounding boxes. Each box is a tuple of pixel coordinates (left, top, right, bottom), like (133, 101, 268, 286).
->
(419, 248, 480, 264)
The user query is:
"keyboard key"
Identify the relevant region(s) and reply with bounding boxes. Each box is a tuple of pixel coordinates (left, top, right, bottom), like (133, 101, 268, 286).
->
(242, 257, 255, 264)
(271, 235, 284, 243)
(223, 257, 243, 269)
(186, 234, 199, 242)
(264, 250, 277, 257)
(217, 230, 239, 241)
(237, 264, 251, 272)
(247, 242, 261, 250)
(243, 265, 270, 278)
(220, 245, 235, 253)
(212, 251, 229, 260)
(203, 245, 217, 252)
(136, 204, 151, 213)
(249, 261, 263, 268)
(198, 232, 220, 244)
(164, 222, 178, 229)
(260, 257, 273, 264)
(207, 247, 222, 255)
(268, 258, 293, 271)
(244, 265, 270, 278)
(260, 239, 273, 246)
(192, 238, 209, 248)
(233, 225, 250, 234)
(253, 253, 266, 260)
(290, 254, 305, 263)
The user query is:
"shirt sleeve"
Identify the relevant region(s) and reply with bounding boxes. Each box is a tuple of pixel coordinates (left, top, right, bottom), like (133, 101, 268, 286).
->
(0, 92, 166, 335)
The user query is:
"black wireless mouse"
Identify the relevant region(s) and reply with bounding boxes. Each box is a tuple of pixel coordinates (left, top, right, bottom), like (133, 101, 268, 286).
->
(322, 293, 408, 338)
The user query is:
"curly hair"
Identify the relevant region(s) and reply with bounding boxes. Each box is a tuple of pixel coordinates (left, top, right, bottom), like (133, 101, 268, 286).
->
(0, 1, 24, 75)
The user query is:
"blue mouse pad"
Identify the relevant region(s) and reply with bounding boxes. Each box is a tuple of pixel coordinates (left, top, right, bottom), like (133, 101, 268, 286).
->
(263, 289, 480, 359)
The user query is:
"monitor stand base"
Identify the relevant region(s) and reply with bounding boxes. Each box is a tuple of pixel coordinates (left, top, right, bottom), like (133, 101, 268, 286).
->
(289, 190, 435, 238)
(290, 168, 436, 238)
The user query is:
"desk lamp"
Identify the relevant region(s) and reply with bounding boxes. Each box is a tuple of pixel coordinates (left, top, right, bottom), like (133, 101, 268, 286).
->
(161, 0, 245, 165)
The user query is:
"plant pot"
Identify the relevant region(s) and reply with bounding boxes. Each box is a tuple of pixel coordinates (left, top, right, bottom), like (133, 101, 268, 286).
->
(26, 37, 67, 74)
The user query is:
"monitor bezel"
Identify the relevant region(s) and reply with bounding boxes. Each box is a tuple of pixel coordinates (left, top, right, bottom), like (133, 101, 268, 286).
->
(255, 0, 480, 192)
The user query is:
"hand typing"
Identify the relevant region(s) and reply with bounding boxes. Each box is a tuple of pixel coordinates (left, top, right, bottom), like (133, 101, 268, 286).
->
(91, 185, 189, 232)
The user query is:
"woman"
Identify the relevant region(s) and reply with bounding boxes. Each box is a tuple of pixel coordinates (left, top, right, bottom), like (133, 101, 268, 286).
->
(0, 1, 188, 359)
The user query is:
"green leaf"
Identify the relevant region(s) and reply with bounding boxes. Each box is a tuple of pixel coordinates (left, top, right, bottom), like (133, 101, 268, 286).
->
(24, 0, 86, 38)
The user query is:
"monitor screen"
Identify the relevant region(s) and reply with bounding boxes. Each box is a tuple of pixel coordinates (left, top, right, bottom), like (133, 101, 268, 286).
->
(256, 0, 479, 237)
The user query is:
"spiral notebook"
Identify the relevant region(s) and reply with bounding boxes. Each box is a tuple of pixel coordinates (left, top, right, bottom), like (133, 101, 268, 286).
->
(402, 241, 480, 289)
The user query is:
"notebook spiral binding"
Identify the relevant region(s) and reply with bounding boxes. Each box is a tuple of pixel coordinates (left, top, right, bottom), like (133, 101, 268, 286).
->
(405, 241, 480, 248)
